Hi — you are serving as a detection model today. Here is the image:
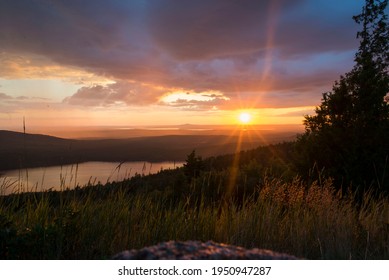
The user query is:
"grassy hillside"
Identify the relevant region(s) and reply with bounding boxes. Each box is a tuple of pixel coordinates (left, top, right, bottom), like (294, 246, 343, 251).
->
(1, 172, 388, 259)
(1, 141, 388, 259)
(1, 130, 387, 260)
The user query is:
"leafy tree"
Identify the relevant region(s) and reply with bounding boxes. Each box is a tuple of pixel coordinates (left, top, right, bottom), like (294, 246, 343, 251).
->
(297, 0, 389, 194)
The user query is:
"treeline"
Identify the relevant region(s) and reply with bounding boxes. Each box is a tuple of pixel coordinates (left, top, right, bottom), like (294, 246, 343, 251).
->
(104, 142, 306, 205)
(296, 0, 389, 196)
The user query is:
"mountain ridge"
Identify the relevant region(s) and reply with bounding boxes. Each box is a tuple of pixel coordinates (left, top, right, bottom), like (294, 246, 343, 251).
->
(0, 130, 297, 171)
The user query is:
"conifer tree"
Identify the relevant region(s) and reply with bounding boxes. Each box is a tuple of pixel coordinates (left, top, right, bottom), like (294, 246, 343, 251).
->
(183, 150, 204, 181)
(297, 0, 389, 193)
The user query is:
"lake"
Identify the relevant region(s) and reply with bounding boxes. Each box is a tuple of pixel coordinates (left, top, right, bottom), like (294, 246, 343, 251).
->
(0, 161, 183, 195)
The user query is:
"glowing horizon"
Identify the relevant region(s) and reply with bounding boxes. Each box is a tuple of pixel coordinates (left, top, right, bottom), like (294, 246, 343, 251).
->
(0, 1, 364, 135)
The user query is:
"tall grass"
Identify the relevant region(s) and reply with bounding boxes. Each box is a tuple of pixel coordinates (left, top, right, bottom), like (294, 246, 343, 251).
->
(0, 176, 388, 259)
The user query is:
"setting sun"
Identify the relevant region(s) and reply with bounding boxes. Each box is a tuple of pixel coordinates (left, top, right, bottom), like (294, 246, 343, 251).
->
(239, 112, 252, 124)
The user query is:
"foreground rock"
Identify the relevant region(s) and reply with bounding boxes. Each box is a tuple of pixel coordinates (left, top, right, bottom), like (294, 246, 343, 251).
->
(113, 240, 299, 260)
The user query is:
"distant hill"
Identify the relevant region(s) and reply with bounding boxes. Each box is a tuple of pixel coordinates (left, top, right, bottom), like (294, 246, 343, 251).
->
(0, 130, 298, 171)
(0, 130, 77, 170)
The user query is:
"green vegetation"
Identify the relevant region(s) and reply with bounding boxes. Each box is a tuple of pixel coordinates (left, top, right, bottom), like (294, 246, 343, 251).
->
(298, 0, 389, 194)
(1, 144, 388, 259)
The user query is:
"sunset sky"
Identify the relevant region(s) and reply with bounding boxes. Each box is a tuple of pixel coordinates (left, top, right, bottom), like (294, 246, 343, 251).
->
(0, 0, 365, 133)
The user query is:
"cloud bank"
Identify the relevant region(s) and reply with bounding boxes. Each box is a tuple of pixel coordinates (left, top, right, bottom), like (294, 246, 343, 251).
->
(0, 0, 364, 111)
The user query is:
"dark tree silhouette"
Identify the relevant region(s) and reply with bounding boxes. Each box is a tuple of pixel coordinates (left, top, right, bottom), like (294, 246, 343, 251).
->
(183, 150, 204, 181)
(296, 0, 389, 194)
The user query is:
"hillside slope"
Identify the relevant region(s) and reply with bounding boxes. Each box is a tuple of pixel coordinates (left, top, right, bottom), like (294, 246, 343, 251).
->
(0, 130, 288, 170)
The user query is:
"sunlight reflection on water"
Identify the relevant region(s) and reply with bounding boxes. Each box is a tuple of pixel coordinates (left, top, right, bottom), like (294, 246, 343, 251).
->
(0, 161, 183, 195)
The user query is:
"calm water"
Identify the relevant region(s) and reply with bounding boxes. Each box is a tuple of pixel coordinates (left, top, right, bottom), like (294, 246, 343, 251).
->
(0, 161, 183, 195)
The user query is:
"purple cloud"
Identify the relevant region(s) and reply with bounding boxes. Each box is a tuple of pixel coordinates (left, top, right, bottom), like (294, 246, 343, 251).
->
(0, 0, 366, 109)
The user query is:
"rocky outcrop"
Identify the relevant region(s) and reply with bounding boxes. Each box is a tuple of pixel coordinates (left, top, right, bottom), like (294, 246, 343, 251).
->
(113, 240, 299, 260)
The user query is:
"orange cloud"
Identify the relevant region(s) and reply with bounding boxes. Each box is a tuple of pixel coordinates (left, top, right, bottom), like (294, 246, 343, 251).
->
(63, 81, 167, 107)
